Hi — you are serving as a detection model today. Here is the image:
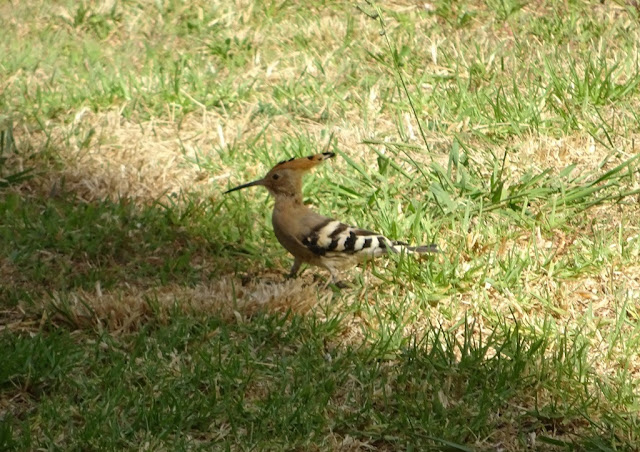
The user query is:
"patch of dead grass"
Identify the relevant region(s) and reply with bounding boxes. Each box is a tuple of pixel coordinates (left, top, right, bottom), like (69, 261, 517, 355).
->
(41, 274, 332, 335)
(510, 133, 640, 177)
(25, 109, 217, 202)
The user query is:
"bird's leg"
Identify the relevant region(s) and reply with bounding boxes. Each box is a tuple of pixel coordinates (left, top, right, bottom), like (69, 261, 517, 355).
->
(321, 263, 337, 283)
(323, 264, 349, 289)
(287, 257, 302, 278)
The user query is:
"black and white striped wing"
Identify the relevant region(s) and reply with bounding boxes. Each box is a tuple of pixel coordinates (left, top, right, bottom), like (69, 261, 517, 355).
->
(300, 219, 391, 259)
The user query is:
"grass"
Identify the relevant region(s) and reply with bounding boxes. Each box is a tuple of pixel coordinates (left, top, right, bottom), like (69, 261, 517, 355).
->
(2, 0, 640, 450)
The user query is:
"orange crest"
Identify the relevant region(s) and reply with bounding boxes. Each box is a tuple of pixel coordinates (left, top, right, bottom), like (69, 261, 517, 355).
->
(272, 152, 335, 172)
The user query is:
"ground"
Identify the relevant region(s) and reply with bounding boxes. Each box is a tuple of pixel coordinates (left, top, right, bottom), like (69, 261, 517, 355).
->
(1, 0, 640, 450)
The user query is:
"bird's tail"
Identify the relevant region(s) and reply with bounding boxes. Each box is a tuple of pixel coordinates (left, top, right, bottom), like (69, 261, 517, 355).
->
(390, 241, 440, 254)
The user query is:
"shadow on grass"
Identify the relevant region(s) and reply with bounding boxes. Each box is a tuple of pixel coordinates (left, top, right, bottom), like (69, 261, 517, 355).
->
(0, 188, 264, 306)
(0, 310, 632, 451)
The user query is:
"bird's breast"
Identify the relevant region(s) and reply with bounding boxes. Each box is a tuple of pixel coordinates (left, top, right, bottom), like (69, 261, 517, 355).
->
(271, 209, 318, 262)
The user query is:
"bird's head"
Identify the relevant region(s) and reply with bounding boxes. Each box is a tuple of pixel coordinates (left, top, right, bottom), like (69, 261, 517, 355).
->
(224, 152, 335, 198)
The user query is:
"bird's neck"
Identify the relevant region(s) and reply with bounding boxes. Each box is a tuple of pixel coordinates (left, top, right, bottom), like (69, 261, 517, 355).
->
(273, 192, 304, 210)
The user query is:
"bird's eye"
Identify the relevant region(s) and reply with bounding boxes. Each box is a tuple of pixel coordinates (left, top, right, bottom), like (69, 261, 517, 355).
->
(272, 174, 280, 180)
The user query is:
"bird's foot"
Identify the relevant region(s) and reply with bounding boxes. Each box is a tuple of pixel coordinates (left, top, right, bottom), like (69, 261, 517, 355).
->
(332, 280, 351, 289)
(320, 277, 351, 290)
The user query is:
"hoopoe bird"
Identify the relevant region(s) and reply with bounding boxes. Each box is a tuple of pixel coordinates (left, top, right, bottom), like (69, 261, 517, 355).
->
(224, 152, 438, 284)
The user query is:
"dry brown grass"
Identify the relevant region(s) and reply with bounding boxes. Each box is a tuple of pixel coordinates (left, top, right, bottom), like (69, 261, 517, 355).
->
(41, 274, 331, 335)
(13, 110, 217, 202)
(3, 0, 640, 449)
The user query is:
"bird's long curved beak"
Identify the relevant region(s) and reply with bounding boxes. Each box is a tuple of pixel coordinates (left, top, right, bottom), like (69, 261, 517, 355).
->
(224, 178, 264, 194)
